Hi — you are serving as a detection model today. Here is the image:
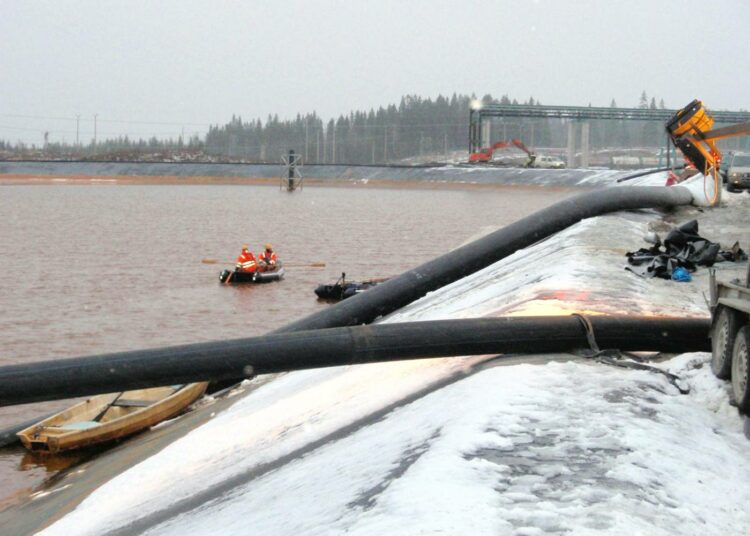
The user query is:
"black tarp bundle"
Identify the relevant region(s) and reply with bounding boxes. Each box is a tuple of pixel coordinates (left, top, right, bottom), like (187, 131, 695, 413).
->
(626, 220, 746, 279)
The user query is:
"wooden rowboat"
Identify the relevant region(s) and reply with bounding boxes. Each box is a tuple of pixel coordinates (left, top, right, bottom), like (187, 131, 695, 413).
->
(17, 382, 208, 453)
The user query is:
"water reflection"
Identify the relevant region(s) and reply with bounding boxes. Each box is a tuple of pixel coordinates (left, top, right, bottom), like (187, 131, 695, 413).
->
(20, 449, 90, 474)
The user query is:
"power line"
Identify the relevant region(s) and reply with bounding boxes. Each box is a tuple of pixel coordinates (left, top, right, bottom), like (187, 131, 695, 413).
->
(96, 118, 211, 127)
(0, 125, 203, 138)
(0, 113, 472, 130)
(0, 113, 77, 121)
(0, 124, 48, 132)
(0, 112, 212, 128)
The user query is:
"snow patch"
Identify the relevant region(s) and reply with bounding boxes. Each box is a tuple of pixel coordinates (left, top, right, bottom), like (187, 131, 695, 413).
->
(130, 356, 750, 536)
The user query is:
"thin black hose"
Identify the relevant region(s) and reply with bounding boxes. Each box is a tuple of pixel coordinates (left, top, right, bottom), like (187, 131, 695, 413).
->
(615, 166, 683, 183)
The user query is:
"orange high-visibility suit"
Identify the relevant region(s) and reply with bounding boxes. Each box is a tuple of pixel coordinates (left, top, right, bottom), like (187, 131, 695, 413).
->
(259, 249, 277, 268)
(236, 247, 257, 273)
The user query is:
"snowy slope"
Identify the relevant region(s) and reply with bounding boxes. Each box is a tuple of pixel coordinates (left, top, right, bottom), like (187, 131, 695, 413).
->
(138, 354, 750, 536)
(39, 174, 750, 535)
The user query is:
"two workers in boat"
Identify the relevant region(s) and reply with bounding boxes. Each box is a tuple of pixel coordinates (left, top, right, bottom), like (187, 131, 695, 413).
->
(235, 243, 278, 273)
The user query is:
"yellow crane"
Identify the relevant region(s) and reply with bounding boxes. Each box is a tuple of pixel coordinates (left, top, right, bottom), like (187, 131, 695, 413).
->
(666, 100, 750, 204)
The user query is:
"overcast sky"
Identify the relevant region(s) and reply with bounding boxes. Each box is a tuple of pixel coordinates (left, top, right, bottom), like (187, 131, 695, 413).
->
(2, 0, 748, 144)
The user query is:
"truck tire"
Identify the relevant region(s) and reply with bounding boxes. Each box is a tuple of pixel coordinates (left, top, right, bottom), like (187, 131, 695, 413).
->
(712, 306, 743, 379)
(732, 326, 750, 412)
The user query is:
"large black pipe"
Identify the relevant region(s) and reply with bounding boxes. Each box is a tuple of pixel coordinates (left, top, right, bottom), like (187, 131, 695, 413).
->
(0, 316, 709, 407)
(0, 186, 695, 443)
(279, 186, 692, 332)
(0, 412, 56, 448)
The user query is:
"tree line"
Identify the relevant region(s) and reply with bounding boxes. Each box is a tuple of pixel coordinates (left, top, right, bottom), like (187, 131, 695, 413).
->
(202, 91, 674, 163)
(1, 91, 679, 163)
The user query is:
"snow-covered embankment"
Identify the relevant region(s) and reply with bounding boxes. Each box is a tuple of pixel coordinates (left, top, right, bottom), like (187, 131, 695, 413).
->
(40, 174, 750, 535)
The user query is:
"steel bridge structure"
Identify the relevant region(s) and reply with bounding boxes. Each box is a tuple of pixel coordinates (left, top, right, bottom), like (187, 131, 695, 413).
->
(469, 104, 750, 167)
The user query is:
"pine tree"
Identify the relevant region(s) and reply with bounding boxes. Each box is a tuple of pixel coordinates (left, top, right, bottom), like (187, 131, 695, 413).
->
(638, 91, 649, 109)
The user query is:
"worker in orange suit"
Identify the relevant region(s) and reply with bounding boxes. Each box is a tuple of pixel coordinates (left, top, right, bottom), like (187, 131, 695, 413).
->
(258, 243, 278, 271)
(235, 244, 257, 273)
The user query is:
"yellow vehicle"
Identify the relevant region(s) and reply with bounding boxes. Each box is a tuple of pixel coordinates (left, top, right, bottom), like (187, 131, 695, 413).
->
(666, 100, 750, 204)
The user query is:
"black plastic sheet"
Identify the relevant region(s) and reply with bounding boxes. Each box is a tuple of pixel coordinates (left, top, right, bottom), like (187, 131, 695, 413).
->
(626, 220, 745, 279)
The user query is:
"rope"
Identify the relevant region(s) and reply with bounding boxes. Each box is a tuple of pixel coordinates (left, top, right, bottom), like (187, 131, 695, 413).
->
(704, 167, 720, 207)
(571, 313, 689, 394)
(571, 313, 600, 354)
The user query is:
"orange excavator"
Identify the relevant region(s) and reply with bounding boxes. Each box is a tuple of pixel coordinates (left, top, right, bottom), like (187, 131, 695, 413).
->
(469, 138, 536, 166)
(666, 99, 750, 204)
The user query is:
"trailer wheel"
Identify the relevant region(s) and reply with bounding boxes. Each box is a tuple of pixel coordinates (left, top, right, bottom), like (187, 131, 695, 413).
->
(712, 306, 743, 379)
(732, 327, 750, 412)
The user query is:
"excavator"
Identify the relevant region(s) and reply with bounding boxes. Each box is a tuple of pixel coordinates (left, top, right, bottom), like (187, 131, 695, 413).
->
(666, 99, 750, 204)
(468, 138, 536, 166)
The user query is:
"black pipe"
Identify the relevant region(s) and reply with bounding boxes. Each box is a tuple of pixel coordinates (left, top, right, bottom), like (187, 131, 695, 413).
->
(280, 186, 693, 333)
(0, 316, 709, 407)
(0, 412, 57, 448)
(0, 185, 694, 442)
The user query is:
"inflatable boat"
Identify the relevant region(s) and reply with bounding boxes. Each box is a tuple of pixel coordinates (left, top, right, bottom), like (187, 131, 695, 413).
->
(220, 267, 285, 284)
(314, 277, 387, 301)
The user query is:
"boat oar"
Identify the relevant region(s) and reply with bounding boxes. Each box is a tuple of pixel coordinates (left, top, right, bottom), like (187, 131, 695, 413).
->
(283, 262, 326, 268)
(201, 259, 325, 268)
(92, 392, 123, 422)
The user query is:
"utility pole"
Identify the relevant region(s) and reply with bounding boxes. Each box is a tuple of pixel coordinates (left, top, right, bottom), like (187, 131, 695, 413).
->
(371, 141, 375, 164)
(384, 126, 388, 162)
(323, 128, 327, 164)
(304, 118, 309, 162)
(94, 114, 98, 150)
(332, 124, 336, 164)
(76, 114, 81, 146)
(316, 128, 320, 163)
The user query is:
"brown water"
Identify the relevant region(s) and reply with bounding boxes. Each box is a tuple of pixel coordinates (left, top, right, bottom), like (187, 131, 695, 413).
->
(0, 181, 573, 502)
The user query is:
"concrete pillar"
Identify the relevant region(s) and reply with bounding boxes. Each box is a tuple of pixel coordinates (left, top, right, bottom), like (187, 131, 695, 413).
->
(566, 121, 576, 169)
(481, 120, 491, 148)
(469, 110, 482, 154)
(580, 122, 590, 168)
(529, 122, 535, 148)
